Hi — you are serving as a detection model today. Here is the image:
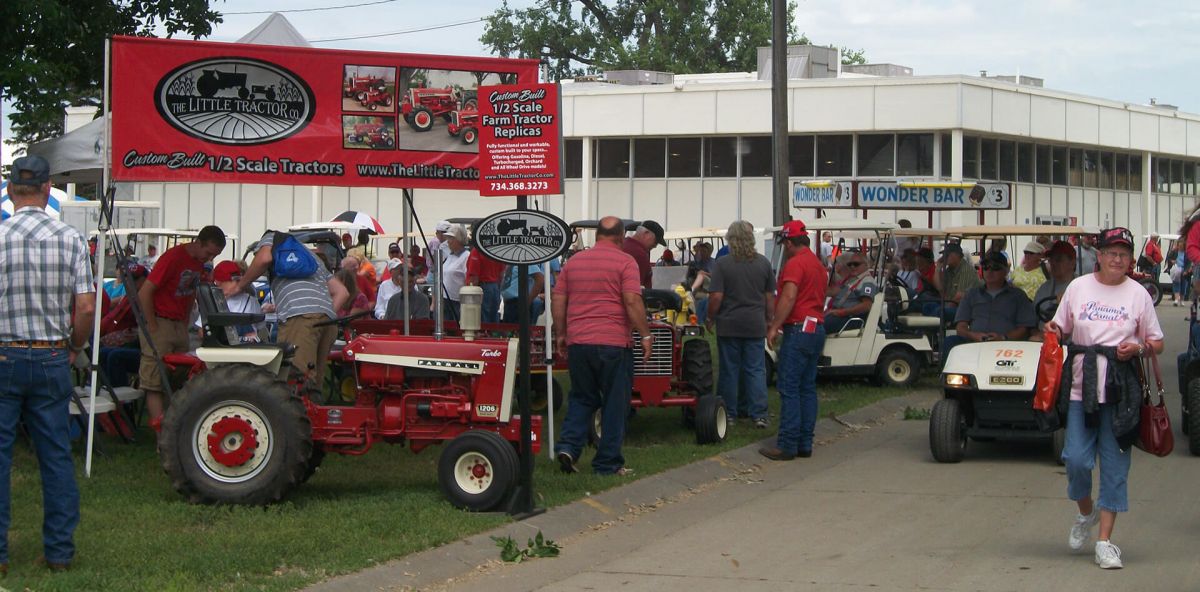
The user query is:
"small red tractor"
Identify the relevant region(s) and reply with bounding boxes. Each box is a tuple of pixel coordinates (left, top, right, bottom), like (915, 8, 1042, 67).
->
(359, 88, 394, 111)
(343, 76, 387, 102)
(157, 285, 540, 511)
(401, 87, 478, 133)
(346, 123, 394, 149)
(446, 108, 480, 144)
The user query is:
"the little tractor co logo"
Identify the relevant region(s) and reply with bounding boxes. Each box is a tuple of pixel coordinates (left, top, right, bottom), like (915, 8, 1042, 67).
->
(474, 210, 571, 266)
(155, 57, 316, 145)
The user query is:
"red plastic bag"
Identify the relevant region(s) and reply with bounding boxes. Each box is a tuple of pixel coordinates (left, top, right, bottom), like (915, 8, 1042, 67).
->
(1033, 331, 1064, 412)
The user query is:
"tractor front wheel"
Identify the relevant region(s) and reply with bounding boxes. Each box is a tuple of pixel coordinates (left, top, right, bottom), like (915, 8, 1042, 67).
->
(693, 395, 727, 444)
(437, 430, 517, 511)
(461, 127, 478, 145)
(410, 106, 434, 132)
(159, 365, 312, 505)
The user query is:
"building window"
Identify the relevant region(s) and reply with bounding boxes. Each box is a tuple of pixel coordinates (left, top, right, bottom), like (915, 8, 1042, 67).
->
(1099, 152, 1114, 189)
(1017, 142, 1034, 183)
(1129, 155, 1142, 190)
(596, 139, 630, 178)
(740, 136, 773, 177)
(962, 135, 980, 179)
(1154, 158, 1168, 193)
(564, 139, 582, 178)
(668, 137, 701, 177)
(1036, 144, 1051, 184)
(1186, 162, 1197, 196)
(940, 134, 951, 178)
(998, 140, 1016, 181)
(633, 138, 665, 178)
(1115, 153, 1130, 190)
(1068, 149, 1083, 186)
(1171, 159, 1184, 194)
(1052, 146, 1067, 186)
(980, 137, 998, 180)
(1082, 150, 1098, 188)
(816, 134, 853, 176)
(790, 135, 815, 177)
(857, 134, 895, 177)
(896, 133, 934, 177)
(705, 137, 737, 177)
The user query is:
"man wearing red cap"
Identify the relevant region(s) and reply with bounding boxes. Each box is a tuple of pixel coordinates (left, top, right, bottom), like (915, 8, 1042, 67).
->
(761, 220, 828, 461)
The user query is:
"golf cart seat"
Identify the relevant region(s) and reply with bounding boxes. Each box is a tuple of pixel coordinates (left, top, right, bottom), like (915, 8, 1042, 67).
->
(897, 315, 942, 329)
(643, 288, 682, 312)
(829, 318, 864, 338)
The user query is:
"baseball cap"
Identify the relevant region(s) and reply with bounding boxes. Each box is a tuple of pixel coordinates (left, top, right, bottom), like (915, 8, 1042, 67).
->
(1096, 227, 1134, 250)
(435, 220, 452, 233)
(980, 251, 1008, 269)
(387, 242, 401, 252)
(212, 260, 242, 283)
(1047, 240, 1076, 259)
(916, 247, 935, 261)
(125, 263, 148, 280)
(779, 220, 807, 239)
(640, 220, 667, 247)
(1022, 241, 1046, 255)
(941, 243, 964, 257)
(387, 257, 406, 271)
(9, 155, 50, 186)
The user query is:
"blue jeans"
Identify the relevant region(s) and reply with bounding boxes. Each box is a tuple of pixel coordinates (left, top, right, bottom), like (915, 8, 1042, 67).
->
(717, 336, 768, 420)
(100, 347, 141, 388)
(921, 302, 958, 323)
(481, 282, 501, 324)
(557, 345, 632, 474)
(0, 347, 80, 564)
(501, 298, 546, 324)
(776, 325, 826, 454)
(1062, 401, 1131, 513)
(694, 296, 709, 325)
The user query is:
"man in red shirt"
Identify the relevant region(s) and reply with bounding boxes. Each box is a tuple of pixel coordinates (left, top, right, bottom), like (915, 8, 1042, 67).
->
(137, 225, 226, 429)
(466, 246, 506, 323)
(622, 220, 666, 289)
(553, 216, 653, 476)
(761, 220, 828, 461)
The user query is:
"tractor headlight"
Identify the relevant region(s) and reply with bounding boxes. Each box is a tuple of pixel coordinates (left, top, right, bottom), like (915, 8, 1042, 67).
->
(682, 326, 704, 337)
(943, 373, 975, 389)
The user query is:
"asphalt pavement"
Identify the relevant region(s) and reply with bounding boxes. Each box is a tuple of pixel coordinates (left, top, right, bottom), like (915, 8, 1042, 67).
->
(307, 304, 1200, 592)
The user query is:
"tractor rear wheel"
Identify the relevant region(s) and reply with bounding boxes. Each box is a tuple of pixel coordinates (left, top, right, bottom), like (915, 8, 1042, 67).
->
(410, 106, 434, 132)
(682, 339, 714, 397)
(1187, 378, 1200, 455)
(929, 398, 967, 463)
(159, 365, 312, 505)
(693, 395, 727, 444)
(530, 376, 564, 414)
(438, 430, 517, 511)
(302, 443, 326, 484)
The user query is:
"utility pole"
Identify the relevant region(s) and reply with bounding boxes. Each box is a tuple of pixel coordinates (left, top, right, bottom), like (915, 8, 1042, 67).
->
(771, 0, 790, 225)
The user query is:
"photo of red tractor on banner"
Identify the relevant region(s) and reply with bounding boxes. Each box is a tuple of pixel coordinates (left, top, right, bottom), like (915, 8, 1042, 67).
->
(103, 35, 563, 515)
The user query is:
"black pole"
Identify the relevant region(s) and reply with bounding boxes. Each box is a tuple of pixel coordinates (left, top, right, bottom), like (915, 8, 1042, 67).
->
(771, 0, 790, 226)
(509, 194, 541, 518)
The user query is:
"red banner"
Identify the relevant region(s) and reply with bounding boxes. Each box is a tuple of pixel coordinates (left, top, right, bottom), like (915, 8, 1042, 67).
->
(477, 83, 562, 196)
(110, 36, 539, 190)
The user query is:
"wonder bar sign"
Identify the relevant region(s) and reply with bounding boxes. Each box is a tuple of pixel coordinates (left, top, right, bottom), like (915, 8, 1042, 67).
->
(857, 182, 1011, 210)
(792, 181, 854, 208)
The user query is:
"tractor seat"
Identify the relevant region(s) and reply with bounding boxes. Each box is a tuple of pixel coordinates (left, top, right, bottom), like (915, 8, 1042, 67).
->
(195, 284, 270, 348)
(897, 315, 941, 329)
(642, 288, 682, 312)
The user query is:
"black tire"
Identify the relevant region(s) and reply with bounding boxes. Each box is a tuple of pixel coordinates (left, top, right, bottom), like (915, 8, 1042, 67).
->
(441, 113, 453, 122)
(159, 365, 312, 505)
(681, 406, 696, 429)
(1051, 428, 1066, 465)
(876, 347, 921, 388)
(682, 339, 714, 396)
(694, 395, 728, 444)
(462, 128, 477, 144)
(368, 103, 378, 111)
(355, 91, 367, 102)
(438, 430, 517, 511)
(448, 126, 461, 138)
(302, 443, 326, 484)
(1187, 378, 1200, 456)
(238, 87, 250, 100)
(410, 106, 434, 132)
(929, 398, 967, 463)
(530, 376, 564, 414)
(403, 112, 414, 124)
(587, 408, 602, 446)
(1143, 280, 1163, 306)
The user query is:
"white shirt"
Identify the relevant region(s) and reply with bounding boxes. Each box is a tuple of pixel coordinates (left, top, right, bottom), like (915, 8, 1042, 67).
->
(441, 248, 469, 301)
(819, 241, 834, 263)
(375, 277, 401, 319)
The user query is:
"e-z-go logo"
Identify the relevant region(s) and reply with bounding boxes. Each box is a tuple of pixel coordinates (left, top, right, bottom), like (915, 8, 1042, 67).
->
(154, 57, 315, 145)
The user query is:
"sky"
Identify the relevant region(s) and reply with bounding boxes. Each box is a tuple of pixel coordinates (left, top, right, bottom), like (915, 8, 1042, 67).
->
(5, 0, 1200, 164)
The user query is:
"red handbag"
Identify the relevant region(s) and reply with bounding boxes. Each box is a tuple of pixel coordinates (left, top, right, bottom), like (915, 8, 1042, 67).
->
(1032, 330, 1064, 412)
(1135, 348, 1174, 457)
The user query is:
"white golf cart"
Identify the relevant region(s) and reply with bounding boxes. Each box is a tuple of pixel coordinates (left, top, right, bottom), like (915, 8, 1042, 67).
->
(931, 224, 1092, 464)
(768, 220, 937, 387)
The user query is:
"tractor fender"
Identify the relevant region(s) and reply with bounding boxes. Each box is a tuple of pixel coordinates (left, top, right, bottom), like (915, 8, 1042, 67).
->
(196, 347, 286, 375)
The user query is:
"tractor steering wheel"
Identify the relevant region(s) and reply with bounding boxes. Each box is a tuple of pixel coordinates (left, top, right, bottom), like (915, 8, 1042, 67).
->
(1035, 295, 1059, 323)
(313, 310, 373, 328)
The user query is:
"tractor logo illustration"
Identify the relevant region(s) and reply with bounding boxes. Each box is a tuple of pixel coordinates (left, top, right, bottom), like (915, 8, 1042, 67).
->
(155, 57, 315, 145)
(474, 210, 572, 266)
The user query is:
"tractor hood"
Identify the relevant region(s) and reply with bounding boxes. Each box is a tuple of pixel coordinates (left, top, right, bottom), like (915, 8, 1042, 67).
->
(941, 340, 1048, 392)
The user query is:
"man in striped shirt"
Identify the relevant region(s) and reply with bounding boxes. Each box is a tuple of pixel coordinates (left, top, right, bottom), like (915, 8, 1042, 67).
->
(0, 155, 96, 571)
(228, 232, 348, 387)
(552, 216, 652, 476)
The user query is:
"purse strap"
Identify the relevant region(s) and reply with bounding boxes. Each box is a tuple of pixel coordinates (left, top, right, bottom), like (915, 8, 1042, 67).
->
(1147, 345, 1165, 401)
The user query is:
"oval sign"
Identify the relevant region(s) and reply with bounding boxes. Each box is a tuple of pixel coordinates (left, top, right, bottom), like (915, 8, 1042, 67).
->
(472, 210, 571, 265)
(154, 57, 316, 145)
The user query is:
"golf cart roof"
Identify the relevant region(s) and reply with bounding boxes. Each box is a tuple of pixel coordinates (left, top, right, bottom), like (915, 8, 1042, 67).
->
(288, 221, 376, 234)
(1146, 233, 1180, 241)
(91, 228, 239, 241)
(662, 227, 730, 241)
(768, 219, 900, 233)
(943, 225, 1092, 237)
(893, 228, 950, 238)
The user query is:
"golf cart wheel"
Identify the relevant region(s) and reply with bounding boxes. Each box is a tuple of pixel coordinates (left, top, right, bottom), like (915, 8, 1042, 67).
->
(876, 347, 920, 388)
(1188, 378, 1200, 456)
(410, 106, 434, 132)
(1051, 428, 1066, 465)
(159, 365, 312, 505)
(682, 339, 714, 396)
(531, 376, 564, 414)
(694, 395, 728, 444)
(929, 398, 967, 463)
(1143, 281, 1163, 306)
(437, 430, 517, 511)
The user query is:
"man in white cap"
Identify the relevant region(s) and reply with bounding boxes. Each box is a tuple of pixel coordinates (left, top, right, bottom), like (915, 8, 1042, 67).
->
(424, 220, 452, 284)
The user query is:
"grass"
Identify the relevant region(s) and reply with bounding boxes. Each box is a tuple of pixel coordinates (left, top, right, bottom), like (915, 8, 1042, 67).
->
(0, 343, 932, 591)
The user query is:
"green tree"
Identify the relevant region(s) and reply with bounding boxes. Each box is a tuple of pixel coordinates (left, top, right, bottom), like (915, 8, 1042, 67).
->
(481, 1, 866, 81)
(0, 0, 223, 144)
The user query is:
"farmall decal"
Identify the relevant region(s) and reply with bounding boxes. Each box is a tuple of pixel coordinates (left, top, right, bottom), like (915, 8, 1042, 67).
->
(154, 58, 315, 145)
(417, 359, 482, 372)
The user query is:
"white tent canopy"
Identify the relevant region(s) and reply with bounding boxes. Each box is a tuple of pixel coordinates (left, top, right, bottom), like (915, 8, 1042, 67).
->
(237, 12, 312, 46)
(25, 114, 107, 184)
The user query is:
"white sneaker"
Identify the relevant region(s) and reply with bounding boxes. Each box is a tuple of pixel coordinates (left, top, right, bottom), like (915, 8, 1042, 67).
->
(1068, 511, 1098, 550)
(1095, 540, 1123, 569)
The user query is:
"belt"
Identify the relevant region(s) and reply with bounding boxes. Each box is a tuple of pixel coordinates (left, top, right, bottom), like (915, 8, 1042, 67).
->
(0, 340, 69, 349)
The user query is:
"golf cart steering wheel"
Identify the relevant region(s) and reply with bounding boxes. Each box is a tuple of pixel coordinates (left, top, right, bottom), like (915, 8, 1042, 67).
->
(1035, 295, 1059, 323)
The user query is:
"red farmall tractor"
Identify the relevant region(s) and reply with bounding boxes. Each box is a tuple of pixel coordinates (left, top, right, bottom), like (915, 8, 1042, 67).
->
(446, 108, 480, 144)
(156, 285, 540, 511)
(401, 87, 478, 132)
(346, 123, 394, 149)
(358, 87, 394, 111)
(343, 76, 387, 102)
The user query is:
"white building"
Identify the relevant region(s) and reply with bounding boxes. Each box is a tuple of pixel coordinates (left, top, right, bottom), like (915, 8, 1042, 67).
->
(122, 47, 1200, 255)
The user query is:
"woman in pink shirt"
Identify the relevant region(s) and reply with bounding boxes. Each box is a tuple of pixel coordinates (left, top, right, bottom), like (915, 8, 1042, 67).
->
(1047, 227, 1164, 570)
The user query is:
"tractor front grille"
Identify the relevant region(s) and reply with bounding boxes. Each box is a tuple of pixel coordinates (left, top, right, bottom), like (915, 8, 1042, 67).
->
(451, 112, 459, 126)
(633, 327, 675, 376)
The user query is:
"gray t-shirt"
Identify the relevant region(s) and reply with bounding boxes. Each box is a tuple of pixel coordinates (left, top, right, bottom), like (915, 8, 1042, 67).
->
(384, 288, 432, 321)
(708, 254, 776, 338)
(831, 273, 878, 310)
(954, 284, 1036, 334)
(258, 232, 336, 321)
